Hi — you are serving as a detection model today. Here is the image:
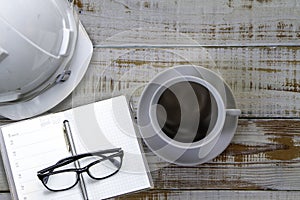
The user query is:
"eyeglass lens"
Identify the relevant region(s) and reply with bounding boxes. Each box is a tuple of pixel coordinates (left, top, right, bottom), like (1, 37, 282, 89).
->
(88, 155, 121, 179)
(42, 162, 78, 191)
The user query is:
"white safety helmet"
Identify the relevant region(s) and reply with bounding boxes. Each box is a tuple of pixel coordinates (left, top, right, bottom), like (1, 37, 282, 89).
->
(0, 0, 93, 120)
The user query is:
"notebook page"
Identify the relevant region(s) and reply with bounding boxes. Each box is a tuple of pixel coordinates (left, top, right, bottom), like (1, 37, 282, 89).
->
(65, 96, 152, 200)
(0, 113, 82, 200)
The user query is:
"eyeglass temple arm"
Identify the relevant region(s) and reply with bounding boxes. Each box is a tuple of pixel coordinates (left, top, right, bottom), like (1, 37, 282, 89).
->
(92, 148, 124, 167)
(57, 148, 123, 167)
(92, 149, 124, 168)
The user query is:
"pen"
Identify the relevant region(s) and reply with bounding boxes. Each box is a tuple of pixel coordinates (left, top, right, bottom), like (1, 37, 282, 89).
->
(63, 120, 89, 200)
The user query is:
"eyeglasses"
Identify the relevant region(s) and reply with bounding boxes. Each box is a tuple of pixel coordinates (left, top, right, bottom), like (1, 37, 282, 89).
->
(37, 148, 124, 192)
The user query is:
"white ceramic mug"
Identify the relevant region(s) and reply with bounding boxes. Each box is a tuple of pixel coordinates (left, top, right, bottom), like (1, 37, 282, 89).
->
(137, 65, 241, 165)
(149, 75, 240, 159)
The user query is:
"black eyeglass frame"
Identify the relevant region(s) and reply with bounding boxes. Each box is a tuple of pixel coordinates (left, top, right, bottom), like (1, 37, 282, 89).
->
(37, 148, 124, 192)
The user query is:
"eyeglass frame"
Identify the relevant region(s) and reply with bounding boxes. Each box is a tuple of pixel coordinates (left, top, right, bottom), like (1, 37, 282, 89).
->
(37, 148, 124, 192)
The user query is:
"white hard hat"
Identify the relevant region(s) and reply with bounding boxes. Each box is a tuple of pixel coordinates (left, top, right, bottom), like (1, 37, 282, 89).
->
(0, 0, 93, 120)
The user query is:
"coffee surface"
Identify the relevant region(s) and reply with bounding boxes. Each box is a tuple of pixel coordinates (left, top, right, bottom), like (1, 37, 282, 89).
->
(156, 81, 217, 143)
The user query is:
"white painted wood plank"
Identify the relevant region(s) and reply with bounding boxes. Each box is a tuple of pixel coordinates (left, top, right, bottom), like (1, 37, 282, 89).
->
(75, 0, 300, 45)
(118, 190, 300, 200)
(52, 47, 300, 118)
(1, 190, 300, 200)
(146, 119, 300, 190)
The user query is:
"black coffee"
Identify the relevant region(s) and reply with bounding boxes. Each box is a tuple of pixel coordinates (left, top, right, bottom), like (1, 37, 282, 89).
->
(156, 81, 217, 143)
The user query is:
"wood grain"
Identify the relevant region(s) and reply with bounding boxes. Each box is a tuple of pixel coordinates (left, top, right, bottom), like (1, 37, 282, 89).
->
(61, 0, 300, 118)
(146, 120, 300, 191)
(0, 119, 299, 192)
(117, 190, 300, 200)
(52, 46, 300, 118)
(49, 0, 300, 118)
(2, 0, 300, 199)
(74, 0, 300, 46)
(2, 190, 300, 200)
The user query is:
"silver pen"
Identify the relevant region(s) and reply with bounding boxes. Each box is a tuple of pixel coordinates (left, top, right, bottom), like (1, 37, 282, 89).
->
(63, 120, 89, 200)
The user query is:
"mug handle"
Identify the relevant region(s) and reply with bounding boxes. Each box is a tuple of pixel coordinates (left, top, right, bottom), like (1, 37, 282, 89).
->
(226, 109, 241, 116)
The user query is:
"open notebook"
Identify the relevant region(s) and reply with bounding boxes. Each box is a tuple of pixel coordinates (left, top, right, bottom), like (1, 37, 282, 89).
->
(0, 96, 152, 200)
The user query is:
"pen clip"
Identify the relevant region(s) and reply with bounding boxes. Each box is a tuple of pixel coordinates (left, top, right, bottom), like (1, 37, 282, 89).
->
(63, 125, 71, 152)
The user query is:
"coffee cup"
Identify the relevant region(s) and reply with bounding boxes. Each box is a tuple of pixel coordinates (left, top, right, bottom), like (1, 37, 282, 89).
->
(137, 65, 240, 165)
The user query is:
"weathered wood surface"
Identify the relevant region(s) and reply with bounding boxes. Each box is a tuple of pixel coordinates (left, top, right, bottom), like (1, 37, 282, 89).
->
(2, 191, 300, 200)
(48, 0, 300, 118)
(2, 0, 300, 199)
(76, 0, 300, 46)
(118, 190, 300, 200)
(52, 46, 300, 118)
(146, 119, 300, 191)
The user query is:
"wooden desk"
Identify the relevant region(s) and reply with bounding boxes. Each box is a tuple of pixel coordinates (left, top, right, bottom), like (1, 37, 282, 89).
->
(1, 0, 300, 199)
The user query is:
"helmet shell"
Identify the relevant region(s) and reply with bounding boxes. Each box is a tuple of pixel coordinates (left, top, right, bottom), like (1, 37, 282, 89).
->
(0, 0, 93, 119)
(0, 0, 78, 102)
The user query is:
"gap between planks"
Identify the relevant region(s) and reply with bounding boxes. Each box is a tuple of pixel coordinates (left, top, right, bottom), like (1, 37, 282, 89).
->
(93, 44, 300, 48)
